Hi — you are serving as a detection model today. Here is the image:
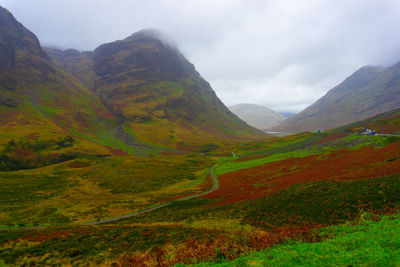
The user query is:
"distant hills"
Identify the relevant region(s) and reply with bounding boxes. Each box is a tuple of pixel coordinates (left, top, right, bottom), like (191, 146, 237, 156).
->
(0, 6, 264, 156)
(274, 63, 400, 132)
(279, 112, 296, 118)
(229, 103, 286, 131)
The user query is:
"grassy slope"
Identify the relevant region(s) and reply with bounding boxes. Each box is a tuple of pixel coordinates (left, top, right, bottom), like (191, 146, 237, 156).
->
(333, 106, 400, 134)
(96, 70, 267, 152)
(0, 132, 399, 266)
(214, 132, 395, 176)
(193, 213, 400, 267)
(120, 133, 400, 225)
(1, 115, 400, 266)
(275, 64, 400, 132)
(0, 65, 160, 157)
(0, 153, 213, 225)
(46, 36, 266, 152)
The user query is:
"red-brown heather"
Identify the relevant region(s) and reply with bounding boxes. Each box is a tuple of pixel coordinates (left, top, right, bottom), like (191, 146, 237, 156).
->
(315, 133, 348, 145)
(205, 141, 400, 205)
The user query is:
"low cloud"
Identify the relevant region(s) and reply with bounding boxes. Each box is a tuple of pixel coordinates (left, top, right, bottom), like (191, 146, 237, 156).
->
(3, 0, 400, 112)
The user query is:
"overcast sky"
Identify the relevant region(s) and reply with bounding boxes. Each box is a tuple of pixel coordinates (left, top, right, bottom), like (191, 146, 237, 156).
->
(2, 0, 400, 113)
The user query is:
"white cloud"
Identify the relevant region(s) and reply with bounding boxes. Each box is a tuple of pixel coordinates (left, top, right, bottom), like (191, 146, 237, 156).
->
(2, 0, 400, 113)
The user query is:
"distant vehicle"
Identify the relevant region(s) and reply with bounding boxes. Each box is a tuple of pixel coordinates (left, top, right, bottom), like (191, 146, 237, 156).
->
(360, 128, 376, 136)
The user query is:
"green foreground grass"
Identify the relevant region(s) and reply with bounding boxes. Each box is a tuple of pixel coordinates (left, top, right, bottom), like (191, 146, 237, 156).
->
(191, 213, 400, 266)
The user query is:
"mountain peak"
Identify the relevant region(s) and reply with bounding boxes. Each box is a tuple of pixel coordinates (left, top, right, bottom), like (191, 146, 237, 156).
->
(123, 29, 179, 54)
(0, 5, 48, 70)
(93, 29, 194, 81)
(127, 28, 163, 40)
(0, 5, 46, 54)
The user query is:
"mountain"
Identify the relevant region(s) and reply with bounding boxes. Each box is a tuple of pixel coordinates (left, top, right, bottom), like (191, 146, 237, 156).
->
(0, 5, 263, 158)
(0, 6, 52, 97)
(45, 30, 265, 150)
(274, 63, 400, 132)
(229, 103, 286, 131)
(333, 106, 400, 134)
(0, 6, 116, 151)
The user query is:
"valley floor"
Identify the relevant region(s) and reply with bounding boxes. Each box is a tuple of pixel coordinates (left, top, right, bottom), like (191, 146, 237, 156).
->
(0, 131, 399, 266)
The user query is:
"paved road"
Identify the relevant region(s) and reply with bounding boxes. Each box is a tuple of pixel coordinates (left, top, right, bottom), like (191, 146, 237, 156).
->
(82, 164, 218, 225)
(376, 133, 400, 137)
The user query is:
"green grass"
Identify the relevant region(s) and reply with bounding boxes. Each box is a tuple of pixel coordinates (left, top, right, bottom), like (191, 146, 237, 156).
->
(0, 171, 71, 221)
(190, 213, 400, 266)
(214, 149, 315, 176)
(339, 134, 396, 149)
(120, 175, 400, 232)
(0, 153, 213, 225)
(214, 133, 327, 176)
(215, 134, 396, 177)
(149, 81, 184, 96)
(243, 175, 400, 227)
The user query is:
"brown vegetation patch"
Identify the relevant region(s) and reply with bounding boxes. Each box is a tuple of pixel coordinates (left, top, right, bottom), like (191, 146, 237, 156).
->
(106, 146, 129, 156)
(68, 161, 91, 168)
(117, 224, 322, 266)
(21, 229, 76, 242)
(175, 142, 197, 152)
(94, 107, 114, 119)
(74, 112, 90, 129)
(315, 133, 348, 145)
(0, 112, 18, 124)
(199, 175, 213, 191)
(162, 193, 194, 202)
(161, 151, 187, 156)
(162, 176, 213, 202)
(205, 141, 400, 205)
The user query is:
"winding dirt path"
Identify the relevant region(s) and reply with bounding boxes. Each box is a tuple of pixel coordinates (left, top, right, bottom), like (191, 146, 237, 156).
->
(82, 165, 218, 225)
(0, 164, 218, 230)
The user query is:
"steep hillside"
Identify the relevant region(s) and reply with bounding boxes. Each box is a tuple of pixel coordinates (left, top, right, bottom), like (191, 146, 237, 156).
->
(0, 5, 263, 157)
(334, 106, 400, 134)
(0, 6, 153, 160)
(274, 63, 400, 132)
(46, 30, 265, 151)
(229, 103, 286, 131)
(43, 48, 96, 89)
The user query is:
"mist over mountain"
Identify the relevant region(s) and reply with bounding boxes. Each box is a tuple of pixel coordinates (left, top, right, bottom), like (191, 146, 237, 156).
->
(0, 6, 124, 158)
(279, 112, 296, 118)
(4, 0, 400, 113)
(0, 5, 263, 155)
(229, 104, 286, 131)
(0, 6, 53, 93)
(274, 62, 400, 132)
